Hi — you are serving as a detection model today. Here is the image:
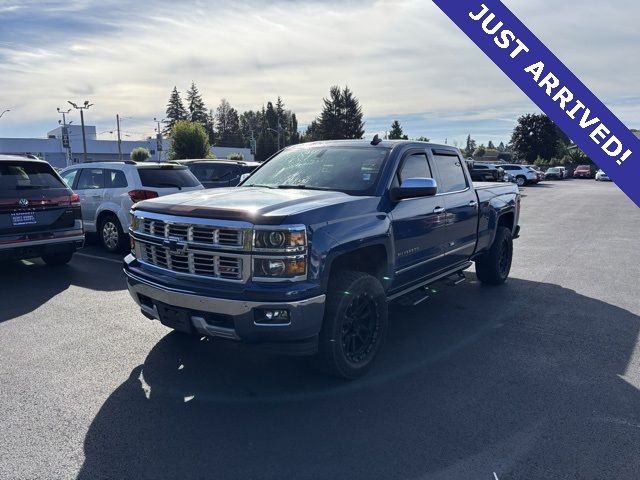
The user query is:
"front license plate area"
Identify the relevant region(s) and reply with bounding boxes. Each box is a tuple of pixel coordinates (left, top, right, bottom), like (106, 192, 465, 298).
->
(11, 212, 37, 227)
(157, 303, 193, 333)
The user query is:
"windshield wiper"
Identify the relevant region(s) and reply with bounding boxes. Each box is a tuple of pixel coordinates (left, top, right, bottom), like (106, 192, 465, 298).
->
(152, 182, 182, 190)
(15, 185, 49, 189)
(244, 184, 276, 189)
(276, 185, 333, 191)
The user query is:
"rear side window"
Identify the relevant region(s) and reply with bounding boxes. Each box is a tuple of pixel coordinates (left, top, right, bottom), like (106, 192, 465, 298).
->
(398, 153, 432, 184)
(104, 169, 128, 188)
(137, 167, 200, 188)
(0, 161, 65, 190)
(76, 168, 105, 189)
(433, 154, 468, 194)
(61, 169, 79, 188)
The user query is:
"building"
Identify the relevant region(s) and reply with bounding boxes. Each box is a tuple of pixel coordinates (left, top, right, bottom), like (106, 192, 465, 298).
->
(0, 124, 254, 168)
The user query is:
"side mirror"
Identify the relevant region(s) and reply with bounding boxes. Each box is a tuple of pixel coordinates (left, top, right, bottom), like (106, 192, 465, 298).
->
(238, 173, 251, 184)
(390, 178, 438, 202)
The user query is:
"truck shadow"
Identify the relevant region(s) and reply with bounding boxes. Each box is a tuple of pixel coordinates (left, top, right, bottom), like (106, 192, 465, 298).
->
(0, 256, 125, 323)
(77, 276, 640, 479)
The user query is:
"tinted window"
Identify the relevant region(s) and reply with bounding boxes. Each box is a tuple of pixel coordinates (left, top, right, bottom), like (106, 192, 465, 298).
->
(398, 153, 432, 183)
(244, 147, 388, 195)
(137, 167, 200, 188)
(61, 169, 79, 188)
(502, 165, 517, 171)
(105, 169, 128, 188)
(473, 165, 488, 170)
(0, 161, 66, 190)
(76, 168, 105, 189)
(433, 154, 468, 193)
(191, 164, 245, 182)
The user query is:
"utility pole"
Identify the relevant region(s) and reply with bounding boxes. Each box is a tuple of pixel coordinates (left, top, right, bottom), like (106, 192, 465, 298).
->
(116, 114, 122, 161)
(56, 107, 72, 166)
(68, 100, 93, 162)
(154, 117, 165, 161)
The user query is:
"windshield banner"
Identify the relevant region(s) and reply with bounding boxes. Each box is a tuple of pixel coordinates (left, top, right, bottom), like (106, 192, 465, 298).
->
(432, 0, 640, 208)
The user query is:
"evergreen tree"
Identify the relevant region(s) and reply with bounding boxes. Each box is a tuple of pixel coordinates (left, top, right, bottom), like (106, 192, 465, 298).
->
(315, 85, 364, 140)
(185, 82, 208, 125)
(487, 140, 495, 149)
(463, 134, 477, 158)
(301, 121, 320, 143)
(474, 144, 486, 158)
(204, 109, 216, 145)
(288, 112, 300, 145)
(497, 141, 506, 152)
(388, 120, 408, 140)
(164, 86, 187, 135)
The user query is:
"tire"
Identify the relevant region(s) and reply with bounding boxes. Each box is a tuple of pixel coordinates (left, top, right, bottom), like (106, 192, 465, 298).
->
(315, 271, 388, 379)
(475, 226, 513, 285)
(42, 251, 74, 266)
(99, 214, 126, 253)
(515, 176, 526, 187)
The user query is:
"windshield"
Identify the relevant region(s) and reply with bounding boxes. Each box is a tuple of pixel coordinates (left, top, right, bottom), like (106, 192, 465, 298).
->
(243, 146, 389, 195)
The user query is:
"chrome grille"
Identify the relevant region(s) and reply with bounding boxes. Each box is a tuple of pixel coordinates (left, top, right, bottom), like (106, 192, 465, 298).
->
(141, 219, 243, 247)
(140, 243, 243, 280)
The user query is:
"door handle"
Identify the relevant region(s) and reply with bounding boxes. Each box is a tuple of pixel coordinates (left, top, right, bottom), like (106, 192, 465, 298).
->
(433, 206, 445, 214)
(90, 195, 101, 198)
(468, 200, 478, 207)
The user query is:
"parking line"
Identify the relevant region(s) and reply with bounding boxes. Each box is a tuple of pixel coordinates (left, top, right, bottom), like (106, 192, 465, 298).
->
(75, 252, 123, 265)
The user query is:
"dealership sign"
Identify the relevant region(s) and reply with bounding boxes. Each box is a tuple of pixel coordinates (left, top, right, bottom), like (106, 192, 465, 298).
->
(432, 0, 640, 207)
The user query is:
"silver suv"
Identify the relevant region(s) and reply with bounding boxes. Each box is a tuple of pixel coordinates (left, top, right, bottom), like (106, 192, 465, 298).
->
(60, 161, 203, 252)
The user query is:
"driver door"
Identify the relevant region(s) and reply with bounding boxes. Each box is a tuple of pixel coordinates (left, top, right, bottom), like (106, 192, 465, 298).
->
(389, 150, 449, 289)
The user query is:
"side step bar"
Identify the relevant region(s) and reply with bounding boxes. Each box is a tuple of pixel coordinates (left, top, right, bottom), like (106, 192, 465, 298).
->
(389, 261, 472, 303)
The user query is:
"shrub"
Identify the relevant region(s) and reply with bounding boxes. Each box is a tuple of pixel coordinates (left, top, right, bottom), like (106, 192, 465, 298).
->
(228, 152, 244, 161)
(130, 147, 150, 162)
(168, 120, 212, 160)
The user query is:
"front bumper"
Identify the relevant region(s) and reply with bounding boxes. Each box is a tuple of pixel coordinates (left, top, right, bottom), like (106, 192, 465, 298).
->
(125, 268, 326, 356)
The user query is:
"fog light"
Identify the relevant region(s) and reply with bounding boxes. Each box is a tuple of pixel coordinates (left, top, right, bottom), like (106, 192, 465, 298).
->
(255, 309, 290, 325)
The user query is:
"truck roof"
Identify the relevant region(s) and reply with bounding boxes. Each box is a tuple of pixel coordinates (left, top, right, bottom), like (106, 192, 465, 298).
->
(288, 139, 460, 154)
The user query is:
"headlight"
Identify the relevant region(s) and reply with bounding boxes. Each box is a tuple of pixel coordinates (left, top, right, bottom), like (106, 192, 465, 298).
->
(129, 213, 140, 231)
(253, 227, 306, 252)
(253, 256, 307, 280)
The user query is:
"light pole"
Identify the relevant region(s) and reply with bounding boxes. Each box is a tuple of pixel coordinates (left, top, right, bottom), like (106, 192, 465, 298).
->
(56, 107, 73, 166)
(0, 109, 9, 119)
(68, 100, 93, 162)
(154, 117, 165, 161)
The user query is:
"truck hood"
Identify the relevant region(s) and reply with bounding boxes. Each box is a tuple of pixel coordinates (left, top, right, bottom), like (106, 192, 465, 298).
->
(134, 187, 373, 225)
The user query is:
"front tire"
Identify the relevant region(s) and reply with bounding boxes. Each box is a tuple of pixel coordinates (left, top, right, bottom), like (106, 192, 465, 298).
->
(515, 176, 526, 187)
(315, 271, 388, 379)
(99, 214, 125, 253)
(475, 226, 513, 285)
(42, 251, 74, 266)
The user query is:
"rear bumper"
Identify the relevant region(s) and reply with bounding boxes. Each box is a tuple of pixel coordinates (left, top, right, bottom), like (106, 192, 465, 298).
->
(0, 232, 84, 261)
(125, 268, 326, 356)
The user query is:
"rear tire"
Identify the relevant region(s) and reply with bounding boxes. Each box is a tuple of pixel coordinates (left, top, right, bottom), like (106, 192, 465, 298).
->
(515, 176, 526, 187)
(42, 251, 73, 266)
(315, 271, 388, 379)
(99, 214, 126, 253)
(475, 226, 513, 285)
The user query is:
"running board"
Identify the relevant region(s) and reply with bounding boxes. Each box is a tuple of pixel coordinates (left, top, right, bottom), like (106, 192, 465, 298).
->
(388, 261, 472, 302)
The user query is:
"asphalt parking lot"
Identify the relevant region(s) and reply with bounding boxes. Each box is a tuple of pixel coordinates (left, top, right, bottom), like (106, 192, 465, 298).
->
(1, 179, 639, 480)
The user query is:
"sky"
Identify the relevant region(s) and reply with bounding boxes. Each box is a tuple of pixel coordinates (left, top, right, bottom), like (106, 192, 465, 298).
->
(1, 0, 639, 147)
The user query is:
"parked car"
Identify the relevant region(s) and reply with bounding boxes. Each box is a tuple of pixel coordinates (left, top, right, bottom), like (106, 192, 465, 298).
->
(500, 164, 538, 186)
(524, 165, 544, 182)
(573, 165, 593, 179)
(60, 161, 203, 252)
(466, 161, 504, 182)
(176, 159, 260, 189)
(125, 140, 521, 379)
(595, 169, 611, 181)
(544, 167, 563, 180)
(0, 154, 84, 265)
(557, 166, 569, 178)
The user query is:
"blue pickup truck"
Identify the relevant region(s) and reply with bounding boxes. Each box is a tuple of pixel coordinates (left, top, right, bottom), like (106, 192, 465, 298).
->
(124, 139, 521, 378)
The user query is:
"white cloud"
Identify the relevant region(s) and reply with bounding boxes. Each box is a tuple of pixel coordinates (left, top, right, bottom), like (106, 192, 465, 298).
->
(1, 0, 639, 144)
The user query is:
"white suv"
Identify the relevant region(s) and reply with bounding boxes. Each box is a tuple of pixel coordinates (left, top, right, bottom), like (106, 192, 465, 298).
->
(500, 164, 538, 186)
(60, 161, 203, 252)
